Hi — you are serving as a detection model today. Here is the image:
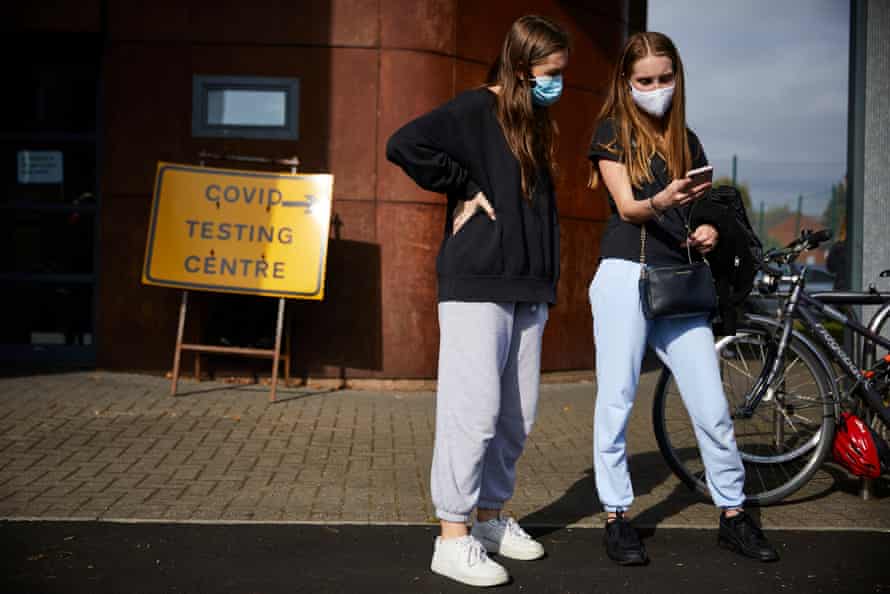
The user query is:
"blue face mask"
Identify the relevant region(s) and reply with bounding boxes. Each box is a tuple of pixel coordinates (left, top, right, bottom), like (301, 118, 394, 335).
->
(531, 74, 563, 107)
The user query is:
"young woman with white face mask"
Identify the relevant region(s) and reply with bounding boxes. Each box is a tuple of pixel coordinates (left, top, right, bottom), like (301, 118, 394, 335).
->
(387, 15, 569, 588)
(586, 32, 779, 566)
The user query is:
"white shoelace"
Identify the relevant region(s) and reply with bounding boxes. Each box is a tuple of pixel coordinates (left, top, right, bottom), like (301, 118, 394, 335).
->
(504, 518, 532, 540)
(460, 536, 489, 567)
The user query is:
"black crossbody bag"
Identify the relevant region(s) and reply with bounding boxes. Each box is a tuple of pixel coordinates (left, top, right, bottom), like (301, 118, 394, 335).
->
(638, 208, 718, 320)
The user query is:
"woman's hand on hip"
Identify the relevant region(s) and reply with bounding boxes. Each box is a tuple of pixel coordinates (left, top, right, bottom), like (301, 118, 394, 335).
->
(683, 224, 719, 254)
(453, 192, 496, 235)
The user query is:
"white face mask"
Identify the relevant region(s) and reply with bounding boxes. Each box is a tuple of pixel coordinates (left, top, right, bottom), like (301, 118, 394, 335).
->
(630, 84, 675, 118)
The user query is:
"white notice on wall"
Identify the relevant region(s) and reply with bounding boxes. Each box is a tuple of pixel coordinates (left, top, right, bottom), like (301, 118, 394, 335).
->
(17, 150, 64, 184)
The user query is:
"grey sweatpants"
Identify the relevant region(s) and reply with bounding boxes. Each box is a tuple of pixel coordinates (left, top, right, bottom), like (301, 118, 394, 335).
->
(431, 301, 549, 523)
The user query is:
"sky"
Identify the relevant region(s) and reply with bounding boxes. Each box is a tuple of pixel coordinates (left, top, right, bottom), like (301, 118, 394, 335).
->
(648, 0, 850, 217)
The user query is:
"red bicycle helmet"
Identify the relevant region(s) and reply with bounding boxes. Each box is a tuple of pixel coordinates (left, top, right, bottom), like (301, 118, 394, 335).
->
(833, 412, 884, 479)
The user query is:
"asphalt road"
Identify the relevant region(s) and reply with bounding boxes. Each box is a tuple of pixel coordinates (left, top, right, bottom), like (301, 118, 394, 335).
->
(2, 522, 888, 594)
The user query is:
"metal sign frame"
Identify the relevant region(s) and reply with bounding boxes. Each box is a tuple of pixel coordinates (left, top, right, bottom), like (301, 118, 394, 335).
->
(168, 152, 304, 401)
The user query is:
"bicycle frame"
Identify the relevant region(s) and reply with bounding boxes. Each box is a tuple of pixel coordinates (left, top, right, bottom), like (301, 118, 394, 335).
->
(743, 278, 890, 428)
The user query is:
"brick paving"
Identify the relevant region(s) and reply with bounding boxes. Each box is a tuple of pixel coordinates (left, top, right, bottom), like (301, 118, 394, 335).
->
(0, 371, 887, 529)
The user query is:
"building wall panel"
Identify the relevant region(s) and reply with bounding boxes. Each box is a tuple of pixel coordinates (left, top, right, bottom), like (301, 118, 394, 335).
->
(96, 0, 633, 378)
(12, 1, 101, 33)
(376, 50, 456, 205)
(108, 0, 379, 46)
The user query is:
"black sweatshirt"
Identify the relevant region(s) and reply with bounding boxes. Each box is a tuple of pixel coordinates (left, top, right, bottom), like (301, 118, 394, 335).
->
(386, 88, 560, 304)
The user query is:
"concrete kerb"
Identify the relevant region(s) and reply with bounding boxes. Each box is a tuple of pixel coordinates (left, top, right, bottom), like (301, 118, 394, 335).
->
(3, 516, 890, 533)
(161, 368, 596, 393)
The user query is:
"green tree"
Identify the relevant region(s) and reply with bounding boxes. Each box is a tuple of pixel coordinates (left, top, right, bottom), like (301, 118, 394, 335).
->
(761, 205, 794, 250)
(713, 176, 752, 212)
(763, 205, 793, 229)
(821, 179, 846, 235)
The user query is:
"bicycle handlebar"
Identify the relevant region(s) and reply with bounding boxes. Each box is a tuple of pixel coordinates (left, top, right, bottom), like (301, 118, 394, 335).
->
(807, 228, 833, 245)
(756, 228, 834, 289)
(763, 228, 833, 267)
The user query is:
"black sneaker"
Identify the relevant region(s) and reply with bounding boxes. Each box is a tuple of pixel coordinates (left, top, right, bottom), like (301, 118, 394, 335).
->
(604, 512, 648, 566)
(718, 511, 779, 562)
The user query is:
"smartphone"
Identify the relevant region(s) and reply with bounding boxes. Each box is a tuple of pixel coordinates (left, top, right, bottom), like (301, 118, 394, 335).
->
(685, 165, 713, 186)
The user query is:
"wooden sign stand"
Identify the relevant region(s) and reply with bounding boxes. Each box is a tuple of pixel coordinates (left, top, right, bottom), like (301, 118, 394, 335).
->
(169, 152, 300, 402)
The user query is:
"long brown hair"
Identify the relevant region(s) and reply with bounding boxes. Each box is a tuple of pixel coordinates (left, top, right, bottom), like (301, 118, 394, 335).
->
(488, 15, 570, 198)
(588, 32, 691, 190)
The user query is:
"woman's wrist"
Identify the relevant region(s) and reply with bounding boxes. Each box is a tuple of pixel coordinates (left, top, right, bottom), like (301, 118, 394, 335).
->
(651, 190, 669, 212)
(648, 194, 666, 220)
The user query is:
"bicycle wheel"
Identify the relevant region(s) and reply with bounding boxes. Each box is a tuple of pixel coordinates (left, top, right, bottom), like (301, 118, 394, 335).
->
(653, 322, 836, 505)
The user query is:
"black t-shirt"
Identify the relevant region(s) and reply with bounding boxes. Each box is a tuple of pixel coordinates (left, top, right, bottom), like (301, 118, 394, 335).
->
(588, 118, 708, 266)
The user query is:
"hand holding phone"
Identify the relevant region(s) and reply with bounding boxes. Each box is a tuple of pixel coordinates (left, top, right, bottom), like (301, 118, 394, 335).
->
(685, 165, 713, 186)
(684, 165, 713, 202)
(656, 165, 714, 210)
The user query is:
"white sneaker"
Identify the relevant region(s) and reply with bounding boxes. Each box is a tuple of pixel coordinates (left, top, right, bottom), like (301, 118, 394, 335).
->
(430, 535, 510, 587)
(471, 517, 545, 561)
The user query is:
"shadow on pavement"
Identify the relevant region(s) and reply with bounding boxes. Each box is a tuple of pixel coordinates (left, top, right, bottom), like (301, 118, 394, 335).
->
(519, 448, 890, 537)
(520, 449, 713, 537)
(769, 463, 890, 507)
(170, 383, 341, 402)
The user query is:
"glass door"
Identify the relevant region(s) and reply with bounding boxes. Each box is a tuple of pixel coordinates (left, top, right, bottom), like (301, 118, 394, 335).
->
(0, 33, 102, 367)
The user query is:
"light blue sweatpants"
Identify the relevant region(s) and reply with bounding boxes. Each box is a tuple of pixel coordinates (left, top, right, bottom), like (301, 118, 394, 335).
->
(589, 258, 745, 512)
(431, 301, 548, 523)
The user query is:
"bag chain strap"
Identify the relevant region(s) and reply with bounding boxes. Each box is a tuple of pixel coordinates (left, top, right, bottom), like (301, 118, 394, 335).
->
(640, 218, 695, 271)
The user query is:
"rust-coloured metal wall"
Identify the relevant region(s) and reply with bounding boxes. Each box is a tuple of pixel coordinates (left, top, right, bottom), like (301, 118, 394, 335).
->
(371, 1, 636, 378)
(17, 1, 641, 379)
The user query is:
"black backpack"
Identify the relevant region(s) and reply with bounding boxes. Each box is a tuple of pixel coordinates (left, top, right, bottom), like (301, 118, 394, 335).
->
(708, 184, 763, 303)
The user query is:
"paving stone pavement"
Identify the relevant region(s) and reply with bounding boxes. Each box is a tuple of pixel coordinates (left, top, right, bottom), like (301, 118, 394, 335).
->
(0, 371, 887, 529)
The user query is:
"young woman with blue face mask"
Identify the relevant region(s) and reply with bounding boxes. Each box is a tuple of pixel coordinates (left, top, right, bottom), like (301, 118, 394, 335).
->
(587, 32, 779, 566)
(386, 15, 568, 588)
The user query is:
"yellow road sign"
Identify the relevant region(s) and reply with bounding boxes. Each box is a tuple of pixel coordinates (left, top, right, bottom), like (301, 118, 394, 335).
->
(142, 162, 333, 299)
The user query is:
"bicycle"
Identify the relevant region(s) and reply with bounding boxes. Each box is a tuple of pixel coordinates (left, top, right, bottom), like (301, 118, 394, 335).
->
(652, 229, 890, 505)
